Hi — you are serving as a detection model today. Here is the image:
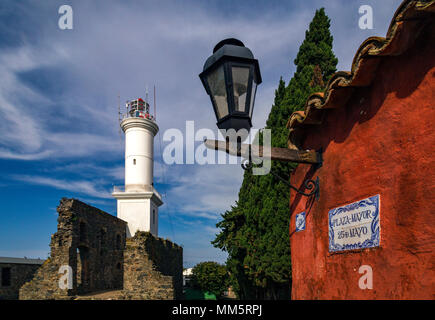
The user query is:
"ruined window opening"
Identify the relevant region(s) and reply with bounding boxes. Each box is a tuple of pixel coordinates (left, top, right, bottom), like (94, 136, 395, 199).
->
(77, 246, 90, 294)
(1, 267, 11, 287)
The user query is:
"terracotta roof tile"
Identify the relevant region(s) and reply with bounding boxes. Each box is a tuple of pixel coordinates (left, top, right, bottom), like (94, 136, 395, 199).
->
(286, 0, 435, 150)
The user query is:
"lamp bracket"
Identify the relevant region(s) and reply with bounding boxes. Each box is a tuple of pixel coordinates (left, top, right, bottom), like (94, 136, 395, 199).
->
(241, 159, 319, 200)
(240, 140, 320, 201)
(204, 139, 322, 164)
(203, 139, 321, 200)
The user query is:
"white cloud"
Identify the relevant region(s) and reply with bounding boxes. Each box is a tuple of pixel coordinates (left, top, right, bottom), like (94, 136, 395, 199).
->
(164, 163, 243, 219)
(0, 0, 314, 162)
(48, 162, 124, 181)
(0, 0, 404, 162)
(204, 226, 220, 236)
(0, 148, 53, 160)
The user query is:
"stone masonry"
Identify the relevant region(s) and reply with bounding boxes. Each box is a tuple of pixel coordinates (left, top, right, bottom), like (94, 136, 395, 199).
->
(20, 198, 126, 299)
(0, 259, 43, 300)
(122, 231, 183, 300)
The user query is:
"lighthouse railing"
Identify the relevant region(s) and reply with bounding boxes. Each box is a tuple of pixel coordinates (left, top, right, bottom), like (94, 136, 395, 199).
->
(121, 111, 156, 122)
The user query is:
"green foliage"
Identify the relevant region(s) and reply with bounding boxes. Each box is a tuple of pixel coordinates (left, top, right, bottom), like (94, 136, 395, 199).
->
(212, 8, 337, 300)
(183, 288, 217, 300)
(191, 261, 229, 298)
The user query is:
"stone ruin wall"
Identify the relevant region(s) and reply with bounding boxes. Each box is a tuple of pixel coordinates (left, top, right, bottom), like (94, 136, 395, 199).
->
(19, 198, 183, 300)
(0, 263, 42, 300)
(122, 231, 183, 300)
(20, 198, 127, 299)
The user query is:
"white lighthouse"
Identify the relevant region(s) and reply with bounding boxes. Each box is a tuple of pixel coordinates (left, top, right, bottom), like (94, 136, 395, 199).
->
(112, 98, 163, 237)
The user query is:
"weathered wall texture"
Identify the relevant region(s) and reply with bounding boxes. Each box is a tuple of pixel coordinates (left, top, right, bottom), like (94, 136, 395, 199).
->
(289, 20, 435, 299)
(121, 231, 183, 300)
(0, 263, 42, 299)
(20, 198, 127, 299)
(19, 198, 183, 300)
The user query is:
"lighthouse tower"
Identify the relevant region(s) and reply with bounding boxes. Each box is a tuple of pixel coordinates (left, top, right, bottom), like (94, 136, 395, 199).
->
(112, 98, 163, 237)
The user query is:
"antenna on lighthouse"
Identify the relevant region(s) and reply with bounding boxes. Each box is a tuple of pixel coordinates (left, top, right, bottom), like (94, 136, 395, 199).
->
(153, 85, 156, 121)
(117, 94, 123, 146)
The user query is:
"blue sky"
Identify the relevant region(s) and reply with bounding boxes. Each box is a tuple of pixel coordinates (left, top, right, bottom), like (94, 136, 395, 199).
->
(0, 0, 403, 267)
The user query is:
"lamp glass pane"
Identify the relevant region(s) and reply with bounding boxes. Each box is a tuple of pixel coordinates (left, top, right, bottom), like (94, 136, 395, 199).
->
(232, 66, 250, 112)
(249, 81, 257, 118)
(207, 65, 228, 120)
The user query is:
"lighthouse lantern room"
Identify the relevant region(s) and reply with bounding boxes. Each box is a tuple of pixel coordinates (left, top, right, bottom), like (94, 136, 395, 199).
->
(112, 97, 163, 238)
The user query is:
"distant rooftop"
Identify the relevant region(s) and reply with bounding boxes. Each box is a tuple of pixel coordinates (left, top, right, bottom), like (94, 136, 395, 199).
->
(0, 257, 45, 265)
(183, 268, 193, 276)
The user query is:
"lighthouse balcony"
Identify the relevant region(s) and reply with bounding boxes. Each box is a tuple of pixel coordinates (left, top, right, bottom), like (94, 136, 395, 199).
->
(112, 185, 163, 207)
(112, 185, 162, 199)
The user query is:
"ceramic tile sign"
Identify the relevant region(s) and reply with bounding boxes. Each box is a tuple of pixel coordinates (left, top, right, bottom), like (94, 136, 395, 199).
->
(295, 212, 306, 232)
(329, 195, 380, 252)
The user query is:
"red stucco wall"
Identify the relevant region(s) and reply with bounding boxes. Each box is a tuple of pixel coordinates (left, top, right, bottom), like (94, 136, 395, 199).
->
(289, 28, 435, 299)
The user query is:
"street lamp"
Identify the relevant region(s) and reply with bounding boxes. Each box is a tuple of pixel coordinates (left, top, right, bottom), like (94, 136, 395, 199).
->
(199, 38, 262, 136)
(200, 38, 321, 199)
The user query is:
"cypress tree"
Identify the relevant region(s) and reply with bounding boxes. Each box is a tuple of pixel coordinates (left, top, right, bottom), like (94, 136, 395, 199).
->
(212, 8, 337, 299)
